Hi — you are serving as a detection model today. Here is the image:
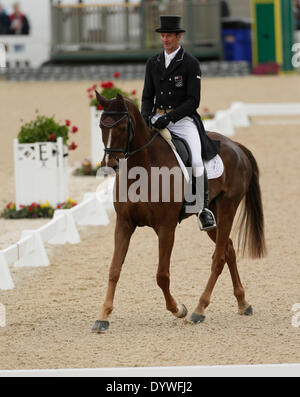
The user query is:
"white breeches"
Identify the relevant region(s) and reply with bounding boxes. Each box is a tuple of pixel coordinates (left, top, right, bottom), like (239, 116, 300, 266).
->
(152, 114, 204, 177)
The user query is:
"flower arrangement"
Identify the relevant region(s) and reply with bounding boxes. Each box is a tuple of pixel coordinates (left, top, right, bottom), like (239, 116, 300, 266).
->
(87, 73, 139, 109)
(73, 158, 101, 176)
(17, 112, 79, 151)
(201, 107, 215, 120)
(1, 199, 77, 219)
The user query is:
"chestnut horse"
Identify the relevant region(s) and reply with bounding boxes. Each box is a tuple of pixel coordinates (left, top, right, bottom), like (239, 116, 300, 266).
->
(92, 92, 266, 333)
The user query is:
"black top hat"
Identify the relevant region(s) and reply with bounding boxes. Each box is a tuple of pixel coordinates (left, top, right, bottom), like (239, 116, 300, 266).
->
(155, 15, 185, 33)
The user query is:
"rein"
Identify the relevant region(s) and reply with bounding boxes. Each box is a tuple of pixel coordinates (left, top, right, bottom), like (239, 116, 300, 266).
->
(100, 103, 159, 160)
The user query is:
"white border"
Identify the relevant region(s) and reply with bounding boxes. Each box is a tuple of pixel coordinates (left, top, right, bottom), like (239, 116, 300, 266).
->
(0, 364, 300, 377)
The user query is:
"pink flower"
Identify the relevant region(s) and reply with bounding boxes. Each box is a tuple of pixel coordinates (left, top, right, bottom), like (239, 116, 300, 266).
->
(72, 126, 78, 133)
(89, 94, 94, 99)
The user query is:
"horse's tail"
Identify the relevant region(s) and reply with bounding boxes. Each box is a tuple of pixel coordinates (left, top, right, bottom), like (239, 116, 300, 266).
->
(237, 143, 267, 258)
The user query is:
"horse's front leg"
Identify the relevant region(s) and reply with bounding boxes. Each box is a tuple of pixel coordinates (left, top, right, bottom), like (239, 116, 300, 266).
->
(92, 219, 135, 333)
(156, 226, 188, 319)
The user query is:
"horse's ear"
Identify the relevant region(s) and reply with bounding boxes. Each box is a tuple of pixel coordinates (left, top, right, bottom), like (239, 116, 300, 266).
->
(95, 90, 109, 108)
(116, 92, 124, 102)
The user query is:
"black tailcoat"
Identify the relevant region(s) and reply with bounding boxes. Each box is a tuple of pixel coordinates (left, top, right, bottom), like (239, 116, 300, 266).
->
(141, 46, 219, 161)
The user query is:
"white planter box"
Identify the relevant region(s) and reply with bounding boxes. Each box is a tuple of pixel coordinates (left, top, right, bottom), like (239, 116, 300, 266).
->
(91, 107, 104, 168)
(14, 137, 69, 209)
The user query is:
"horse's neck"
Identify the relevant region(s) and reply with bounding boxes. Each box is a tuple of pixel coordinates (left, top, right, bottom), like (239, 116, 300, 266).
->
(128, 118, 153, 166)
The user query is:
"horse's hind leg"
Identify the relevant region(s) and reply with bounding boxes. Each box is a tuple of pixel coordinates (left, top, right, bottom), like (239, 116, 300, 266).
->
(225, 238, 252, 315)
(156, 226, 188, 319)
(190, 199, 235, 323)
(206, 228, 252, 316)
(92, 220, 135, 333)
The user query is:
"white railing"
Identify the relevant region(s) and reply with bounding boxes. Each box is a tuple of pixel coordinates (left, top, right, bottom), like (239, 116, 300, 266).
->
(0, 176, 115, 290)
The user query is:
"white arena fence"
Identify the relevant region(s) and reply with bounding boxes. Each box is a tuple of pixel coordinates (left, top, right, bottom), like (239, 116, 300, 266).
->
(0, 176, 115, 290)
(2, 101, 300, 291)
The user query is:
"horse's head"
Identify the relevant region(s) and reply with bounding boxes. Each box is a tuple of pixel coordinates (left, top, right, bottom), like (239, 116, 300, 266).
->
(96, 91, 136, 172)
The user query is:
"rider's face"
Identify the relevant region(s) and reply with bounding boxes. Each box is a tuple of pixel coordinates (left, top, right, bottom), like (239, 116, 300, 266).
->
(160, 33, 182, 54)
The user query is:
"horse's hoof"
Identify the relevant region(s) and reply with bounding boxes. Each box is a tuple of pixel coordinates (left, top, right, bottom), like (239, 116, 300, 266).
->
(190, 312, 205, 324)
(92, 320, 109, 333)
(244, 305, 253, 316)
(173, 304, 188, 319)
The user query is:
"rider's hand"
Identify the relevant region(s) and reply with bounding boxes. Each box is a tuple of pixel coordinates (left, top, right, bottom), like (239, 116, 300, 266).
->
(153, 114, 170, 130)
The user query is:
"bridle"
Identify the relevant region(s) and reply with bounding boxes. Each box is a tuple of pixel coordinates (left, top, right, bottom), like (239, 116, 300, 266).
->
(100, 102, 159, 160)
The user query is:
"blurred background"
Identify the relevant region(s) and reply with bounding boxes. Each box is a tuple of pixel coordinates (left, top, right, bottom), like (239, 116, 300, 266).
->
(0, 0, 299, 79)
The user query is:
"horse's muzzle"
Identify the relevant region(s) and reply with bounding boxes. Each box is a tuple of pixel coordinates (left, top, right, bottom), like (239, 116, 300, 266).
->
(98, 165, 118, 176)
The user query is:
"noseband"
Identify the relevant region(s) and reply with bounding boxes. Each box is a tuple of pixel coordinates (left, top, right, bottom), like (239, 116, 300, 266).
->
(100, 102, 160, 160)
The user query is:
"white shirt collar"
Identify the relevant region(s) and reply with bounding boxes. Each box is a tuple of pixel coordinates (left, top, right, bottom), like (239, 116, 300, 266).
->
(164, 46, 181, 68)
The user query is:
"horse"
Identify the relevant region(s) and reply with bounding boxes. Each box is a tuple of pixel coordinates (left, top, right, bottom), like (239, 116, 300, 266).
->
(92, 92, 266, 333)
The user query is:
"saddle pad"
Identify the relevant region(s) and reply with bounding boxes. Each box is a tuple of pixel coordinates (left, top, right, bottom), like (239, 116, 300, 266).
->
(159, 129, 224, 180)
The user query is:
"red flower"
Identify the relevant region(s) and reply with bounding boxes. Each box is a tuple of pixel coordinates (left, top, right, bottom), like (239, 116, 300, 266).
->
(48, 133, 55, 141)
(89, 94, 94, 99)
(68, 142, 78, 151)
(32, 203, 37, 208)
(57, 204, 61, 209)
(65, 120, 71, 126)
(28, 205, 33, 213)
(97, 104, 103, 111)
(72, 202, 77, 207)
(101, 82, 108, 89)
(19, 205, 24, 208)
(131, 89, 137, 95)
(87, 87, 92, 93)
(92, 84, 97, 90)
(114, 72, 120, 78)
(72, 126, 78, 133)
(6, 202, 11, 209)
(106, 81, 113, 89)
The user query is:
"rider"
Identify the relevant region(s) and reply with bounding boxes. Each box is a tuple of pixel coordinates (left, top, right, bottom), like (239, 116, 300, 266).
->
(141, 15, 218, 231)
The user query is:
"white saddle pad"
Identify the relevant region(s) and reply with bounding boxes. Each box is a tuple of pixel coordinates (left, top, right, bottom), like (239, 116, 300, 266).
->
(204, 154, 224, 180)
(159, 128, 224, 181)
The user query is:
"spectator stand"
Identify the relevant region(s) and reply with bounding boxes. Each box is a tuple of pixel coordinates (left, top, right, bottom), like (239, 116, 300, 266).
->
(0, 0, 51, 68)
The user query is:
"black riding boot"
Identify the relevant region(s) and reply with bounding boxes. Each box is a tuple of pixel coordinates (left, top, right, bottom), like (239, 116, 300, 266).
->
(197, 168, 216, 231)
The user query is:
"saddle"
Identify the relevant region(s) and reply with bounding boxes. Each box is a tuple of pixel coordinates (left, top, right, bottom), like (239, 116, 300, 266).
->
(159, 128, 196, 223)
(159, 128, 192, 168)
